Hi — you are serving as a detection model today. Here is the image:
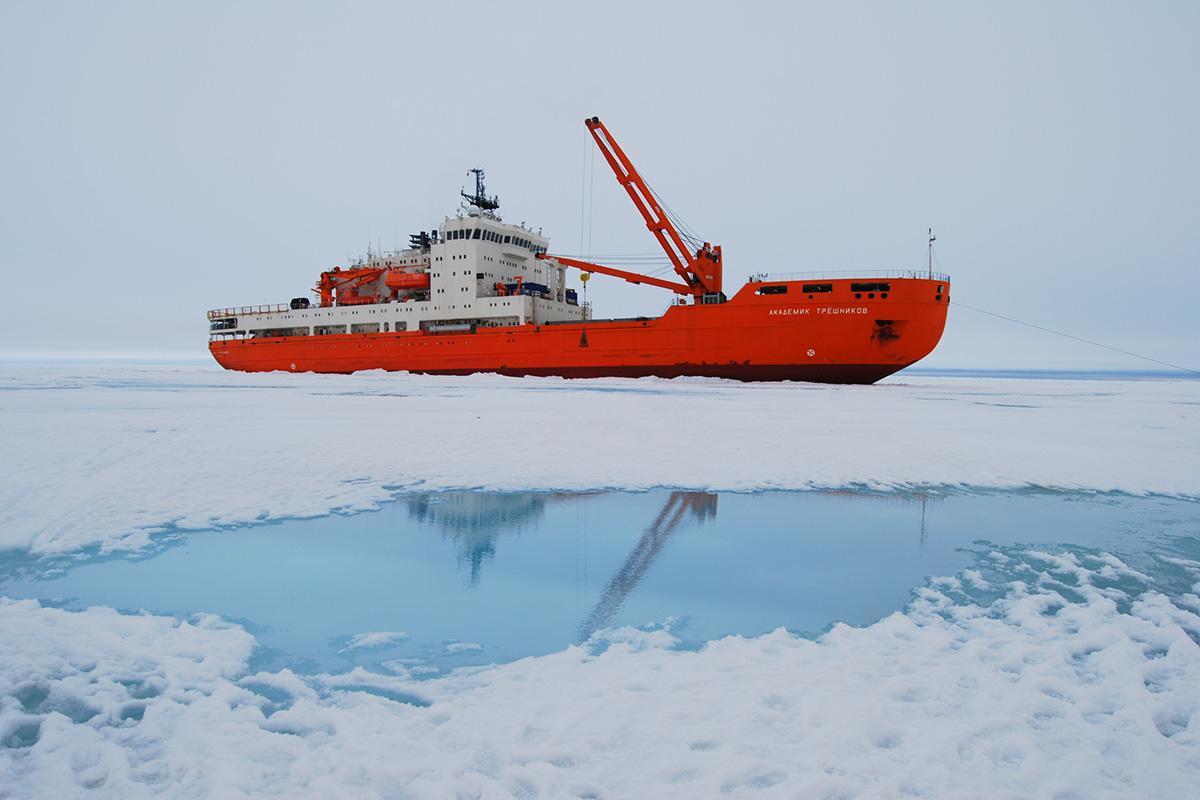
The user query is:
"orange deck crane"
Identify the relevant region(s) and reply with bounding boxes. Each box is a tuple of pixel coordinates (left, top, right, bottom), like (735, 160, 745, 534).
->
(314, 266, 385, 306)
(541, 116, 724, 302)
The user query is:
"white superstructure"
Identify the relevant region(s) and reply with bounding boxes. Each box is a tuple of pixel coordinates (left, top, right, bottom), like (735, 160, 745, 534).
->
(209, 175, 588, 341)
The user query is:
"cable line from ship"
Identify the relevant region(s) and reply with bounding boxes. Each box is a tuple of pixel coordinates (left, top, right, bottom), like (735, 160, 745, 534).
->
(618, 157, 706, 254)
(646, 182, 704, 253)
(954, 302, 1200, 377)
(582, 128, 596, 262)
(580, 130, 589, 262)
(635, 181, 706, 260)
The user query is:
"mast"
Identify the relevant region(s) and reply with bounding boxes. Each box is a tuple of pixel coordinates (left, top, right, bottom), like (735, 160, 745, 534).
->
(928, 228, 936, 279)
(462, 168, 499, 211)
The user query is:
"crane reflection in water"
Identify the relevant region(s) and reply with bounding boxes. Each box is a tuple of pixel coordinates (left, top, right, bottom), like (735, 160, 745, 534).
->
(576, 491, 717, 641)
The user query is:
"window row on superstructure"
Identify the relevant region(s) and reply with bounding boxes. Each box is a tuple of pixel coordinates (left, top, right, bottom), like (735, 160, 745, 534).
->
(443, 224, 547, 254)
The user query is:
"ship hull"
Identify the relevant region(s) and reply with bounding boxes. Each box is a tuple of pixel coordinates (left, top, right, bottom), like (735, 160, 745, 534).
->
(209, 278, 949, 384)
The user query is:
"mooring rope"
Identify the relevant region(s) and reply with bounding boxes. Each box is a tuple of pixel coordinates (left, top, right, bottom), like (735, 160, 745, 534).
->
(954, 301, 1199, 377)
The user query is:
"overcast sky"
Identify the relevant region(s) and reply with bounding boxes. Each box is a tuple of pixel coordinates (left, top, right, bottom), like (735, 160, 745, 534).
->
(2, 1, 1197, 372)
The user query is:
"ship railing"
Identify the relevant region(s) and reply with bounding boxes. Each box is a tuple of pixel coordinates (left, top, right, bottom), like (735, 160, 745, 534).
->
(748, 270, 950, 283)
(207, 304, 290, 320)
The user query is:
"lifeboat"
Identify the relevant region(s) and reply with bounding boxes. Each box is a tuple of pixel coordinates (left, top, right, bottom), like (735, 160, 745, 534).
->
(386, 271, 431, 291)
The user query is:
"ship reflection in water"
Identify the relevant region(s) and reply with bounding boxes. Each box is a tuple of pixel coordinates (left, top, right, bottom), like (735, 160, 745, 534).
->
(404, 490, 719, 639)
(406, 492, 555, 585)
(3, 489, 1191, 676)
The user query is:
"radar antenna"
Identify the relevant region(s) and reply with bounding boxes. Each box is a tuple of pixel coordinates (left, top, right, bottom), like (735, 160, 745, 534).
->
(462, 168, 499, 211)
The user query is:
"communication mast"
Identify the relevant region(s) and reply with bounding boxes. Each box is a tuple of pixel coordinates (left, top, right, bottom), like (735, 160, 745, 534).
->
(462, 168, 499, 211)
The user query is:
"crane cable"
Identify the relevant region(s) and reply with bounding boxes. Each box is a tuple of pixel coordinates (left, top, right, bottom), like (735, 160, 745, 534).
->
(580, 126, 707, 260)
(650, 186, 705, 253)
(580, 128, 595, 262)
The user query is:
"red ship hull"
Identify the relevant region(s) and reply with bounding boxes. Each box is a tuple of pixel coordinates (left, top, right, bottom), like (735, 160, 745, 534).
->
(209, 277, 949, 384)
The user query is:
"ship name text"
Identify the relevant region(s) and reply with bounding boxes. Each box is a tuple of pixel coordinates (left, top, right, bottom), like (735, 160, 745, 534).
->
(769, 307, 869, 317)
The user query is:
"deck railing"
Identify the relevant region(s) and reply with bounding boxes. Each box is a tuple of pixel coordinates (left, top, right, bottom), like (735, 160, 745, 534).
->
(748, 270, 950, 283)
(207, 304, 290, 320)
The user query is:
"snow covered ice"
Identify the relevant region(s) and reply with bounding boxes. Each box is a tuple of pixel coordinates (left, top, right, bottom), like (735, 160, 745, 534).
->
(2, 362, 1197, 557)
(2, 361, 1199, 798)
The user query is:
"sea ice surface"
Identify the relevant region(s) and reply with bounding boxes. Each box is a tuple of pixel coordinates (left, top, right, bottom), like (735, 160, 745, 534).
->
(1, 361, 1197, 556)
(1, 361, 1198, 798)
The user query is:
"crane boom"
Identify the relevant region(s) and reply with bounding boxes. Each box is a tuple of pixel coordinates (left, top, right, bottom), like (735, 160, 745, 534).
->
(583, 116, 723, 297)
(539, 254, 693, 297)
